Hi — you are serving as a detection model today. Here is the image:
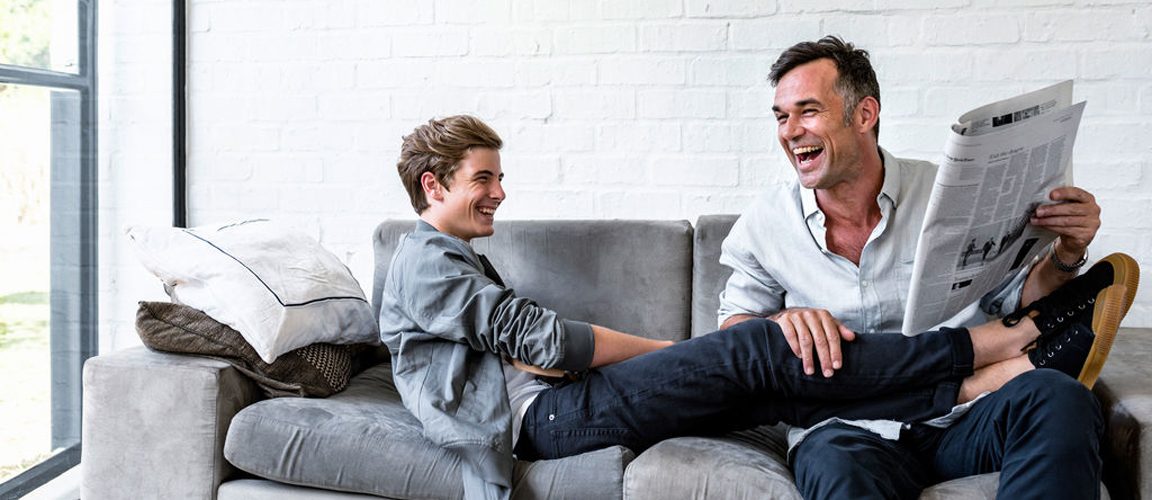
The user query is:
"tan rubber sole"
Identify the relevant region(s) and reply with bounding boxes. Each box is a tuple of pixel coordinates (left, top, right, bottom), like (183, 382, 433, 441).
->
(1076, 253, 1140, 389)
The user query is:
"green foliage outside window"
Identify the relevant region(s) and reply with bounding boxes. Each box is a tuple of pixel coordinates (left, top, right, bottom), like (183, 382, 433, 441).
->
(0, 0, 51, 70)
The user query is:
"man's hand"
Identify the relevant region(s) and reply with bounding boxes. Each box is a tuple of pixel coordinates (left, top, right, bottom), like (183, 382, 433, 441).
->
(1031, 186, 1100, 260)
(770, 308, 856, 378)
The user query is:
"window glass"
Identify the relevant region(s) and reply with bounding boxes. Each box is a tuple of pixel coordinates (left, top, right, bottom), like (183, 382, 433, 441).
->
(0, 83, 55, 483)
(0, 0, 78, 74)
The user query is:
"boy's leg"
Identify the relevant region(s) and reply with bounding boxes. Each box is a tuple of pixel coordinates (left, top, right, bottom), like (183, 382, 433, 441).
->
(516, 318, 974, 460)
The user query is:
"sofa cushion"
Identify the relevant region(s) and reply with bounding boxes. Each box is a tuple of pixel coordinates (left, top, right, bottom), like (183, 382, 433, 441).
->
(218, 479, 383, 499)
(128, 219, 380, 363)
(224, 363, 634, 499)
(1094, 330, 1152, 500)
(373, 220, 695, 343)
(691, 214, 739, 338)
(919, 472, 1110, 499)
(625, 429, 1107, 500)
(82, 347, 262, 500)
(625, 431, 1010, 500)
(624, 426, 802, 500)
(135, 301, 355, 398)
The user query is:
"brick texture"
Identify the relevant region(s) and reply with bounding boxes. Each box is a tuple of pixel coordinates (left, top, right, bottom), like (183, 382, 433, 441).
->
(100, 0, 1152, 350)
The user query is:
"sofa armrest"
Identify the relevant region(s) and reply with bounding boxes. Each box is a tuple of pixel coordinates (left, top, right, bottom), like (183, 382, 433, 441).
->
(1094, 328, 1152, 500)
(82, 346, 263, 500)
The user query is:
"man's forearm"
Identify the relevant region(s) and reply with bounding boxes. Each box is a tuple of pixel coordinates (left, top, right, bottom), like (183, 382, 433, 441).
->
(720, 313, 761, 331)
(1020, 246, 1082, 307)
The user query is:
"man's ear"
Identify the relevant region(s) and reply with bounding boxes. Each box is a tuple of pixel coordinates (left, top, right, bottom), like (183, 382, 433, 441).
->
(420, 172, 443, 203)
(855, 96, 880, 134)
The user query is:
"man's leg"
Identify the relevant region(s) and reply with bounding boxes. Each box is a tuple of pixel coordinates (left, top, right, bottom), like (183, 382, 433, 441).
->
(792, 423, 934, 500)
(516, 319, 974, 460)
(931, 369, 1104, 500)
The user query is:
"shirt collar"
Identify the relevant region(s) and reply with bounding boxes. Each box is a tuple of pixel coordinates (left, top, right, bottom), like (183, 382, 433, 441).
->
(877, 147, 902, 207)
(800, 146, 902, 220)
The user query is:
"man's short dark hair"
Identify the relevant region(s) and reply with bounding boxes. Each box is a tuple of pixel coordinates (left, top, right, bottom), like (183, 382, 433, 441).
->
(397, 115, 503, 214)
(769, 36, 881, 139)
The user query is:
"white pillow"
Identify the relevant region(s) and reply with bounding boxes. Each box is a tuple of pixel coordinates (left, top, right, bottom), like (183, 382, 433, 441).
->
(127, 219, 380, 363)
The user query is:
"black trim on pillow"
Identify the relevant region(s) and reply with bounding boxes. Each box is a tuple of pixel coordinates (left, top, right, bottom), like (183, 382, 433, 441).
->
(182, 229, 369, 307)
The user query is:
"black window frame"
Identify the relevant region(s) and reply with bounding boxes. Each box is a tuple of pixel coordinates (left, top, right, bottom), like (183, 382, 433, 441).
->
(0, 0, 98, 496)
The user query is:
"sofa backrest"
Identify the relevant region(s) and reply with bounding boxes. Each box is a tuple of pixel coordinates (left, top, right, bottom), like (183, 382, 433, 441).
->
(372, 220, 695, 342)
(691, 215, 739, 338)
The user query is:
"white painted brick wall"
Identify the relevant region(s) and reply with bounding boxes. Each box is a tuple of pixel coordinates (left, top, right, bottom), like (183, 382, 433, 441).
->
(97, 0, 175, 352)
(100, 1, 1152, 352)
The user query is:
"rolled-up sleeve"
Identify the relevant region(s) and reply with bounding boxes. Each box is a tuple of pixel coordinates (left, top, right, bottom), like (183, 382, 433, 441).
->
(716, 218, 787, 328)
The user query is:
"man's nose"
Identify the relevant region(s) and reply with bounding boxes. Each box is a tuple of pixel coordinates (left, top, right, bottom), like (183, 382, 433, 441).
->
(780, 117, 803, 141)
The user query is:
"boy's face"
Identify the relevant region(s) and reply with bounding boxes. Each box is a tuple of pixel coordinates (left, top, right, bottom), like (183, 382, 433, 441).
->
(425, 147, 505, 242)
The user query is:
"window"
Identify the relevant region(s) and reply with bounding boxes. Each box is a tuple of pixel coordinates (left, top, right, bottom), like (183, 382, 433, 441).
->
(0, 0, 97, 496)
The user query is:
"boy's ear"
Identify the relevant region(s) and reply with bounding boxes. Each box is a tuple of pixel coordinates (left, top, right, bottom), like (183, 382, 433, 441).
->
(420, 172, 442, 202)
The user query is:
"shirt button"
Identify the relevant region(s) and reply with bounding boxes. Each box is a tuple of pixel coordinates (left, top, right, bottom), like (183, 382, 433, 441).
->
(548, 414, 555, 421)
(861, 281, 871, 288)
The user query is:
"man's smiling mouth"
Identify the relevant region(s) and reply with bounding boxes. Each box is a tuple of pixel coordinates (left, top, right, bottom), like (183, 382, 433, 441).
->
(793, 145, 824, 164)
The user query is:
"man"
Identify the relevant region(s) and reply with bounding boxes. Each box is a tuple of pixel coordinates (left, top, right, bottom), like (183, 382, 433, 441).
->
(719, 36, 1127, 499)
(380, 115, 1136, 500)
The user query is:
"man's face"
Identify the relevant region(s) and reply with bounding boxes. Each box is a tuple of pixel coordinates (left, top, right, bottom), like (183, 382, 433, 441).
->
(429, 147, 504, 242)
(772, 58, 866, 190)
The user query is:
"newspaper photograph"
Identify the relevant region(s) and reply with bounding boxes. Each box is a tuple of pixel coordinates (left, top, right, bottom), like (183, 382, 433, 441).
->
(902, 81, 1085, 335)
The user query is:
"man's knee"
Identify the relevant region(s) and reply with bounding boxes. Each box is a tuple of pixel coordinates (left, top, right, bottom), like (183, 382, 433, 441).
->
(1008, 369, 1099, 407)
(792, 424, 927, 500)
(1001, 369, 1103, 435)
(792, 424, 878, 471)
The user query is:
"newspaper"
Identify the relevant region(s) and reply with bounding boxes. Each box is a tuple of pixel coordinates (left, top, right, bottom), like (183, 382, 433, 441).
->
(901, 80, 1086, 335)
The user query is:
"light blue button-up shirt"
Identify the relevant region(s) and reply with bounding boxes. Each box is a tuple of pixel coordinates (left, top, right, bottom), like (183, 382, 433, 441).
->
(718, 148, 1029, 447)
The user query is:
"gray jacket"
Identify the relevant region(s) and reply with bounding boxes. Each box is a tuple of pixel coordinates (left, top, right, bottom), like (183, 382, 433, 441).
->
(378, 221, 595, 500)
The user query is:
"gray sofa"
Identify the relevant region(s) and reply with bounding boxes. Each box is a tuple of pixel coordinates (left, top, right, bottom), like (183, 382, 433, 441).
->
(82, 217, 1147, 499)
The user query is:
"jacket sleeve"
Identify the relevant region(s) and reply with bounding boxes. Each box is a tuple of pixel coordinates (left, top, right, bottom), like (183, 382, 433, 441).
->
(395, 237, 595, 372)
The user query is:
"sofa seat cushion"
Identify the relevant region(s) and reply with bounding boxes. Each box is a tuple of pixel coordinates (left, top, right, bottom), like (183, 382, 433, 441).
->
(218, 479, 384, 499)
(624, 426, 801, 500)
(625, 427, 1108, 499)
(921, 472, 1110, 499)
(225, 363, 634, 499)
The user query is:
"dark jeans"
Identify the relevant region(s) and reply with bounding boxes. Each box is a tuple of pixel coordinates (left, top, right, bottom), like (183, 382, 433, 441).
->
(791, 369, 1104, 500)
(515, 318, 975, 461)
